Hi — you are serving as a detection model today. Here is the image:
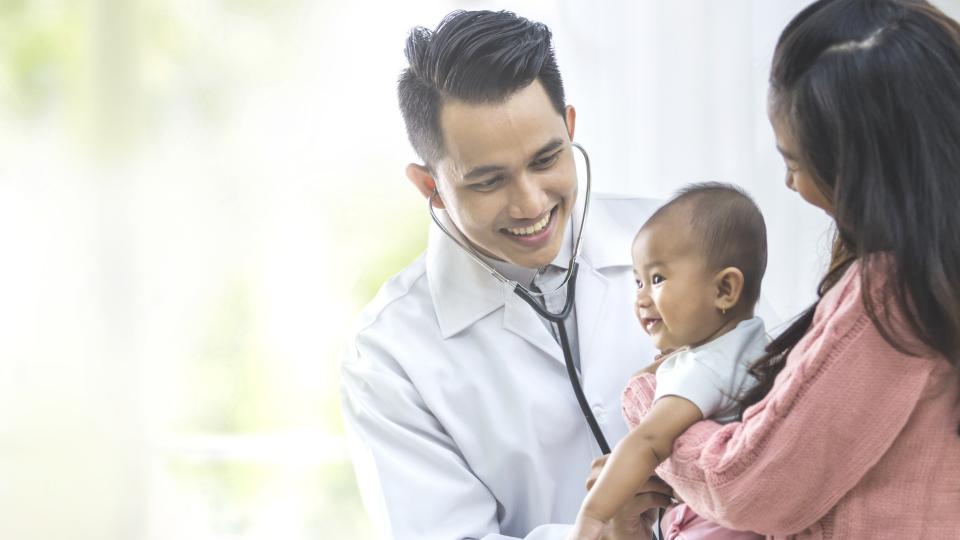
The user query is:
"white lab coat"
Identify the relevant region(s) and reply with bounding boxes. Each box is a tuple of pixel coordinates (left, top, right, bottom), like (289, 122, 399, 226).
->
(341, 194, 662, 539)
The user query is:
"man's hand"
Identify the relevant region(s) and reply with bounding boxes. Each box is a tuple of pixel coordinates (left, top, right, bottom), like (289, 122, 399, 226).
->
(604, 503, 660, 540)
(567, 513, 606, 540)
(578, 455, 674, 540)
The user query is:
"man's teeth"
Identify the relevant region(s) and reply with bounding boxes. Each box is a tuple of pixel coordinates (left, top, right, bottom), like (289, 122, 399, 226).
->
(506, 212, 551, 236)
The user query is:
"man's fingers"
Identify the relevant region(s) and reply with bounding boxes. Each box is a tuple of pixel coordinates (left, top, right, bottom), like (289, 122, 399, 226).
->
(585, 472, 601, 491)
(585, 454, 609, 491)
(639, 508, 659, 527)
(634, 492, 673, 509)
(638, 354, 668, 375)
(641, 475, 673, 496)
(591, 455, 609, 468)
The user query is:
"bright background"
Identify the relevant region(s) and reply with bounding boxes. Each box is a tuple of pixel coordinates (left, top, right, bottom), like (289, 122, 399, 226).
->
(3, 1, 958, 539)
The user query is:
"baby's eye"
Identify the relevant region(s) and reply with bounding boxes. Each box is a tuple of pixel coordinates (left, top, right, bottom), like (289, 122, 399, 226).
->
(651, 274, 664, 285)
(635, 279, 643, 289)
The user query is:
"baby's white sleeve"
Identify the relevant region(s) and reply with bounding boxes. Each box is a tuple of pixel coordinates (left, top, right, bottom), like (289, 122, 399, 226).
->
(653, 350, 733, 420)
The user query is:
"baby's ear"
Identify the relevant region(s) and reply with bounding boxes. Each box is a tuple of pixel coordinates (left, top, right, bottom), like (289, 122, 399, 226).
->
(714, 267, 745, 313)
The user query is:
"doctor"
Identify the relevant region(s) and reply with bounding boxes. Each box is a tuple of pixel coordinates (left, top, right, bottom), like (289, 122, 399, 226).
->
(341, 10, 669, 540)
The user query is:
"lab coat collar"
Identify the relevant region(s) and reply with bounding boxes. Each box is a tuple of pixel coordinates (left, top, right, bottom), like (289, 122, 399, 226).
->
(426, 195, 636, 339)
(426, 215, 509, 339)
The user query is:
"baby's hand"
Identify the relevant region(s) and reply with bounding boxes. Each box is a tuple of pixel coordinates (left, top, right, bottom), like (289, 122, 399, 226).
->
(566, 513, 605, 540)
(632, 351, 673, 378)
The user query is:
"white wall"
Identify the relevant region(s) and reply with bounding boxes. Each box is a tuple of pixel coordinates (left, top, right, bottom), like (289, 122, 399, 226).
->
(554, 0, 827, 324)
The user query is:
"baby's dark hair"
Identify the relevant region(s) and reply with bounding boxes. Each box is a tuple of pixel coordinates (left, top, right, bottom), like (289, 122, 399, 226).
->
(643, 182, 768, 309)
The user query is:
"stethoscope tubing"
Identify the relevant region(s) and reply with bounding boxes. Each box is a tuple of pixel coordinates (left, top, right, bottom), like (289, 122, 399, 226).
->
(519, 268, 612, 455)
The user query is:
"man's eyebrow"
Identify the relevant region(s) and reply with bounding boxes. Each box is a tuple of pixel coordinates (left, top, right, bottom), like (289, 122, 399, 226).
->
(533, 138, 564, 158)
(776, 145, 798, 161)
(463, 164, 508, 181)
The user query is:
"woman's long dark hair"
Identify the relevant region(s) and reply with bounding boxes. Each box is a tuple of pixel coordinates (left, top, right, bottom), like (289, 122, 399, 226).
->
(741, 0, 960, 433)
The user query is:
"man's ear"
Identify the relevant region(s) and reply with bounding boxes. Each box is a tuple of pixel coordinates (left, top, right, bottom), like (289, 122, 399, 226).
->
(714, 267, 745, 313)
(564, 105, 576, 141)
(405, 163, 445, 209)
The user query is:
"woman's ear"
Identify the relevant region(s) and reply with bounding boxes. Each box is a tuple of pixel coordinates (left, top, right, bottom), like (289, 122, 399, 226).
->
(405, 163, 445, 209)
(714, 267, 745, 313)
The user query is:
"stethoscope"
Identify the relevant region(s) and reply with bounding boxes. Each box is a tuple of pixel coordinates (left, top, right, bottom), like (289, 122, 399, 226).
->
(428, 141, 611, 455)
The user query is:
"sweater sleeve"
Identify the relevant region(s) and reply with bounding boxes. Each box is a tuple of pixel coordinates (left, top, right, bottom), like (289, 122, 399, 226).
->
(620, 270, 935, 536)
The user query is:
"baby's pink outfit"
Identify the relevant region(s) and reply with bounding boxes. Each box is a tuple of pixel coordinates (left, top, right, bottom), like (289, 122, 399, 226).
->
(661, 504, 760, 539)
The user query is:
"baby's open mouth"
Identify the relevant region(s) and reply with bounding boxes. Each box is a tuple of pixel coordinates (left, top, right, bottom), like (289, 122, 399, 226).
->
(640, 318, 661, 333)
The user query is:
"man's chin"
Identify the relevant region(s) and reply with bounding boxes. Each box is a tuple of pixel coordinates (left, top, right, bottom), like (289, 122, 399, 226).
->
(475, 231, 562, 269)
(505, 244, 561, 270)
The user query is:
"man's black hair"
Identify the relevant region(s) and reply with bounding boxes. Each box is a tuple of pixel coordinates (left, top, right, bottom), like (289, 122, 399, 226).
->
(398, 10, 566, 167)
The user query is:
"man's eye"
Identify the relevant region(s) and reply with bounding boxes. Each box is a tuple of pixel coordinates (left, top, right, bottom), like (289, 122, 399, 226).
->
(651, 274, 664, 285)
(532, 151, 560, 169)
(471, 176, 503, 191)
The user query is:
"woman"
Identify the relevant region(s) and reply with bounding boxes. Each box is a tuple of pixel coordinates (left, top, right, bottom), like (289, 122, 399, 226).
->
(616, 0, 960, 537)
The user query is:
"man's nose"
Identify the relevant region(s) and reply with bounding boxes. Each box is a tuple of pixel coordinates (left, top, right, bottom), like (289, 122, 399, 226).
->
(507, 173, 548, 219)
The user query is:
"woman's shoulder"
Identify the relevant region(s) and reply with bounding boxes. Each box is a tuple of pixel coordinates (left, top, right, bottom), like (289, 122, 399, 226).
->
(817, 255, 898, 317)
(813, 259, 865, 324)
(813, 255, 938, 358)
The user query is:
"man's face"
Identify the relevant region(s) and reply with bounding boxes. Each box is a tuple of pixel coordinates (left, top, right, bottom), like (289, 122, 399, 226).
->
(433, 80, 577, 269)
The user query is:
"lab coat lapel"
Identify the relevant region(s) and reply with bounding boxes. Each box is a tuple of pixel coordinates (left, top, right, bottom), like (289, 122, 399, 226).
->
(573, 263, 609, 374)
(571, 195, 661, 373)
(502, 291, 564, 364)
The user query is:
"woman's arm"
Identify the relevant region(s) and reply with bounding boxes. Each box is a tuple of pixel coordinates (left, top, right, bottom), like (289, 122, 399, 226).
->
(621, 297, 935, 535)
(569, 396, 701, 540)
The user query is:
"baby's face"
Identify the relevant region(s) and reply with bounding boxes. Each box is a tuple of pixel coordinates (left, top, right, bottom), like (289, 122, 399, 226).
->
(631, 221, 724, 351)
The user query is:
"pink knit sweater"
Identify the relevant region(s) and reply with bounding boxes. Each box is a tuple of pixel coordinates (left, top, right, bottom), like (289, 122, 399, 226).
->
(622, 260, 960, 539)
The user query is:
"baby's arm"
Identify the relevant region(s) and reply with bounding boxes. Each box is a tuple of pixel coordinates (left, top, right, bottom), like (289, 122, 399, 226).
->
(569, 396, 702, 540)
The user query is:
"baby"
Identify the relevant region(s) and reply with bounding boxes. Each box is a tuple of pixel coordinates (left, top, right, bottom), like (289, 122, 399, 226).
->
(569, 183, 768, 540)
